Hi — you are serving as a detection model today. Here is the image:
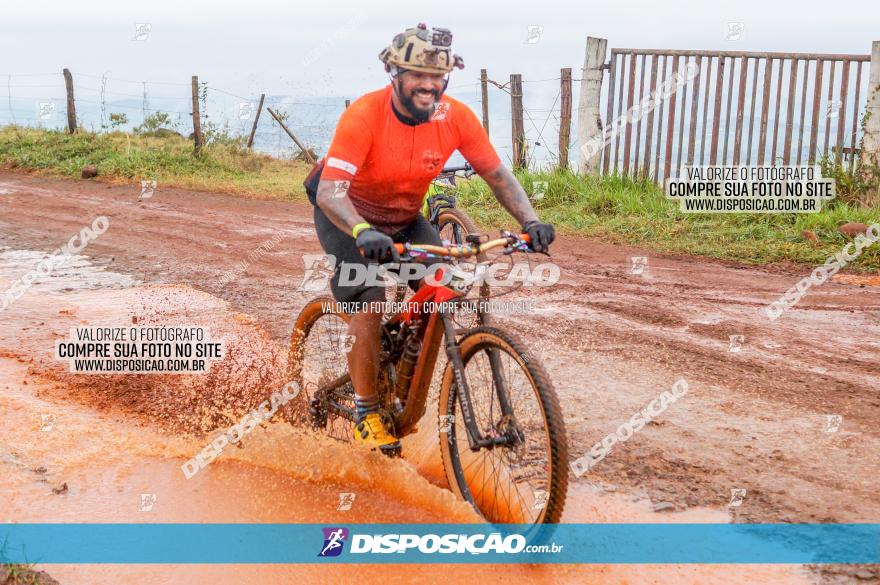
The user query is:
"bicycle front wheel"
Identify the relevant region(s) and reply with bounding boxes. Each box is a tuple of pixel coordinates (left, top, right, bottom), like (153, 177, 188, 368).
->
(438, 326, 568, 525)
(286, 296, 356, 442)
(436, 207, 481, 252)
(436, 207, 491, 326)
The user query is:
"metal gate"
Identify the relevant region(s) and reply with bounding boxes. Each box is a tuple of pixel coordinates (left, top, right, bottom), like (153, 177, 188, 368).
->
(600, 48, 872, 181)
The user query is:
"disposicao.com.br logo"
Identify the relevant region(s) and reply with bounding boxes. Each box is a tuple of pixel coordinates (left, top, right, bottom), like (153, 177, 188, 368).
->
(317, 527, 563, 557)
(318, 527, 349, 557)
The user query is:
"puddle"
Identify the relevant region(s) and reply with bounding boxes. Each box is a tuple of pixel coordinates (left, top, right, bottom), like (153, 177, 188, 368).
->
(0, 249, 810, 584)
(0, 249, 136, 295)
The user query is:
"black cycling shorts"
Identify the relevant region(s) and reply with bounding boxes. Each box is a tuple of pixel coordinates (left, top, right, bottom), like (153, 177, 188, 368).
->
(313, 204, 442, 307)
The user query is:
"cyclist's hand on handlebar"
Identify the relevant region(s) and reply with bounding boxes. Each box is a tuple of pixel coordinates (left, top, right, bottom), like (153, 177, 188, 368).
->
(522, 220, 555, 253)
(356, 227, 400, 263)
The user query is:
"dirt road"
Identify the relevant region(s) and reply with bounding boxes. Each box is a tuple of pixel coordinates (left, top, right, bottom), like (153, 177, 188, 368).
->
(1, 171, 878, 584)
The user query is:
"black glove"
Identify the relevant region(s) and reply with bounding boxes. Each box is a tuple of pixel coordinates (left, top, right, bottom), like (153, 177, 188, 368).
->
(523, 220, 555, 253)
(356, 227, 400, 263)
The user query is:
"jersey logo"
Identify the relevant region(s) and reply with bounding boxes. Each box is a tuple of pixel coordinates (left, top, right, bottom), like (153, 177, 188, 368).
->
(327, 157, 358, 175)
(430, 102, 450, 122)
(421, 150, 443, 173)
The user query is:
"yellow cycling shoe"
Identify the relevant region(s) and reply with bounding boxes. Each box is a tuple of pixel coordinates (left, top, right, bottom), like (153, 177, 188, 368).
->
(354, 413, 402, 457)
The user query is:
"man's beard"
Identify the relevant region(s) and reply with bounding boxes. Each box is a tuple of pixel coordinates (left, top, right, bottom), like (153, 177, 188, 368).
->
(399, 87, 440, 122)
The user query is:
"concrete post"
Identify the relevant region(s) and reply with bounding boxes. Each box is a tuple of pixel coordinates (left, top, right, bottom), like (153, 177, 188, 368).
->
(861, 41, 880, 171)
(577, 37, 608, 174)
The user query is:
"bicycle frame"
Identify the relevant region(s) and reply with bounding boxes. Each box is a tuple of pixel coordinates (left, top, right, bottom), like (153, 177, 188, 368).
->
(385, 270, 516, 451)
(421, 162, 473, 224)
(425, 193, 458, 224)
(307, 233, 530, 448)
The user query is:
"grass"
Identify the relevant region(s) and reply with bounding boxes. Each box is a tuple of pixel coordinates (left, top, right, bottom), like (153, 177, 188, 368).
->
(1, 564, 43, 585)
(0, 126, 310, 200)
(454, 169, 880, 271)
(1, 126, 878, 270)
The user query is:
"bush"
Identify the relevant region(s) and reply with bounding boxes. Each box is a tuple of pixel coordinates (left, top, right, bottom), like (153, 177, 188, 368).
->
(818, 153, 879, 207)
(201, 120, 247, 149)
(108, 112, 128, 130)
(133, 112, 178, 136)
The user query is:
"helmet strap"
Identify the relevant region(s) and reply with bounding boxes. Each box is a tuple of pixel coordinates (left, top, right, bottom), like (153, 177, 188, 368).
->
(387, 66, 403, 97)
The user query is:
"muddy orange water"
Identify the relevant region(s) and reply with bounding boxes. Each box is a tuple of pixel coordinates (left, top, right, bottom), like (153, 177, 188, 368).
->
(0, 251, 809, 584)
(832, 273, 880, 286)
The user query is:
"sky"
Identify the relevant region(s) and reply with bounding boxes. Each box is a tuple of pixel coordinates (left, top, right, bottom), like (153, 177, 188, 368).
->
(3, 0, 877, 99)
(2, 1, 878, 165)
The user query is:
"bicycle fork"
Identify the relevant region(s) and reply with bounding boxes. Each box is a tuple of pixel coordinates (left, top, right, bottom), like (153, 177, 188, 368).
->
(440, 312, 520, 452)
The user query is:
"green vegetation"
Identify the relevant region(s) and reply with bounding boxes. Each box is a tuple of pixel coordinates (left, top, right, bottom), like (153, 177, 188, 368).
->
(132, 111, 179, 135)
(0, 125, 309, 199)
(454, 168, 879, 271)
(107, 112, 128, 129)
(1, 563, 44, 585)
(1, 126, 877, 270)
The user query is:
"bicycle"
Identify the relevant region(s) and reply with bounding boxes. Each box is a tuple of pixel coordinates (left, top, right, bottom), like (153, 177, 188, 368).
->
(423, 162, 481, 250)
(287, 231, 568, 526)
(389, 162, 492, 325)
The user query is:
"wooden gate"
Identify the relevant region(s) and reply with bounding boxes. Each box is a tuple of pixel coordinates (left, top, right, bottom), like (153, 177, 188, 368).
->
(598, 48, 873, 181)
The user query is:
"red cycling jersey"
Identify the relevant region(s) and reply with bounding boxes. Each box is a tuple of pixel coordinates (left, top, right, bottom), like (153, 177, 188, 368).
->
(319, 84, 501, 234)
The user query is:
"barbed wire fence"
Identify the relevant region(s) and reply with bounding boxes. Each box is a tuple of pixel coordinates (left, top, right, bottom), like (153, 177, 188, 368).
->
(0, 68, 580, 170)
(447, 72, 581, 171)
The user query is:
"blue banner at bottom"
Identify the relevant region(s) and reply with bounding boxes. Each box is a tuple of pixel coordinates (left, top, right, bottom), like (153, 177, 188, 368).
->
(0, 523, 877, 564)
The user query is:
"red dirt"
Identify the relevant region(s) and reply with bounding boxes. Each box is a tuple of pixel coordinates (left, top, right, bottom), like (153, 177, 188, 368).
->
(1, 171, 878, 584)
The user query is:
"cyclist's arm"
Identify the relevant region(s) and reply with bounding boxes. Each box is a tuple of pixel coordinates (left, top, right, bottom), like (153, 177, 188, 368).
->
(316, 181, 368, 235)
(317, 108, 373, 235)
(479, 164, 539, 227)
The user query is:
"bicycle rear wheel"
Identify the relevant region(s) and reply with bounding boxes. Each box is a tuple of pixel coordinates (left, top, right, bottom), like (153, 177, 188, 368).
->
(286, 297, 356, 442)
(438, 326, 568, 525)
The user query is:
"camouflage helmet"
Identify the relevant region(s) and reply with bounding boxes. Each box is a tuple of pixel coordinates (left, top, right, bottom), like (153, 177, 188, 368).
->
(379, 23, 465, 75)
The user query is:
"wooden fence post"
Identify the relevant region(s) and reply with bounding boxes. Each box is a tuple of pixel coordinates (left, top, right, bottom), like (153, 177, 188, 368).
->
(246, 93, 265, 149)
(577, 37, 608, 174)
(480, 69, 490, 132)
(191, 76, 204, 155)
(559, 68, 572, 171)
(266, 107, 317, 164)
(62, 68, 76, 133)
(861, 41, 880, 176)
(510, 74, 526, 169)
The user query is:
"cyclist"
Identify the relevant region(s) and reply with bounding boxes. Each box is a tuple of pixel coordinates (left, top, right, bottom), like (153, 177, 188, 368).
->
(303, 23, 555, 456)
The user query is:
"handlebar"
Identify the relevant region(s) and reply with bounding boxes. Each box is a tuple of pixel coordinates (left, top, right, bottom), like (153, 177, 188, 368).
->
(439, 162, 473, 174)
(393, 232, 532, 260)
